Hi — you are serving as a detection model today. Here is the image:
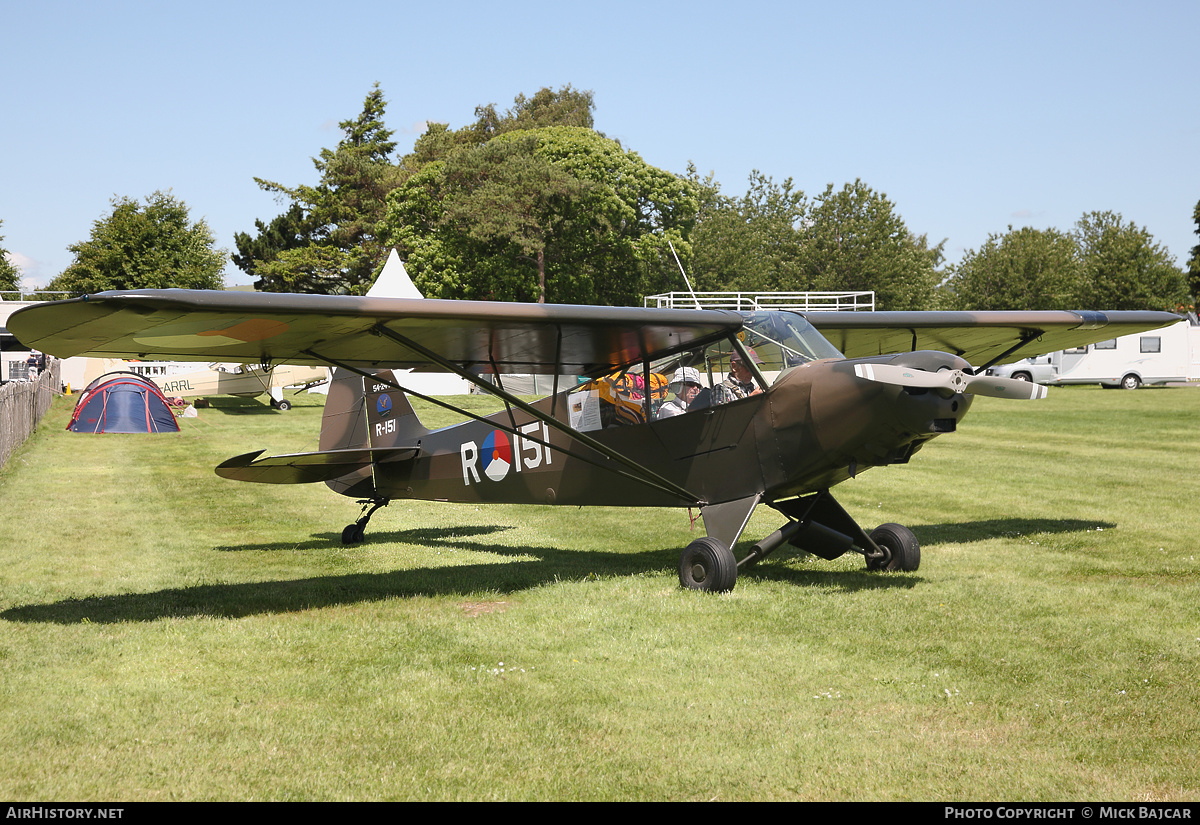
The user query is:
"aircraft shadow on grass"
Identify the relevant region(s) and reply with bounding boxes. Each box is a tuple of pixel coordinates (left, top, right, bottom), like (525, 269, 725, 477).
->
(911, 518, 1116, 545)
(1, 524, 940, 625)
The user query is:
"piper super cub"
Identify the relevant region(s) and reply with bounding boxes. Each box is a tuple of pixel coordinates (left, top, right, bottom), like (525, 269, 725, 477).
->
(10, 290, 1176, 592)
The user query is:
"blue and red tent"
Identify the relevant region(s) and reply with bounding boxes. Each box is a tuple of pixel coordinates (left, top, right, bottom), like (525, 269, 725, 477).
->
(67, 372, 179, 434)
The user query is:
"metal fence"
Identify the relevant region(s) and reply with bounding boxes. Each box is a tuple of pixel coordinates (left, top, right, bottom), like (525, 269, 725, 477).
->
(0, 361, 61, 469)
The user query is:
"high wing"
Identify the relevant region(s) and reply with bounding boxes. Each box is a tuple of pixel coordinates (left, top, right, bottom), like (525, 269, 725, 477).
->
(9, 290, 743, 376)
(11, 291, 1180, 375)
(805, 309, 1181, 368)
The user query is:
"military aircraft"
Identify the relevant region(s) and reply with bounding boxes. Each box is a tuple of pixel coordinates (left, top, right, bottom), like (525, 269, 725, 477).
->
(9, 291, 1176, 592)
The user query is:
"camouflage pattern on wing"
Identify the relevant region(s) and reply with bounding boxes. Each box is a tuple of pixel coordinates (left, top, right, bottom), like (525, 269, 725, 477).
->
(9, 290, 744, 376)
(805, 309, 1179, 367)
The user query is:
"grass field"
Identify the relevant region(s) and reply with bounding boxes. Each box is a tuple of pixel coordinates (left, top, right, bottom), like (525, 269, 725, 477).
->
(0, 385, 1197, 801)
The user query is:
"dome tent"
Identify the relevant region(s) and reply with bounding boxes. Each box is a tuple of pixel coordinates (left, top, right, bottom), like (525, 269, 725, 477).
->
(67, 372, 180, 434)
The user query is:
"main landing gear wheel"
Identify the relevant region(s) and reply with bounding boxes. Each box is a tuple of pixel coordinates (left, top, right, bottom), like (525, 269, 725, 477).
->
(866, 523, 920, 572)
(275, 399, 292, 411)
(678, 537, 738, 592)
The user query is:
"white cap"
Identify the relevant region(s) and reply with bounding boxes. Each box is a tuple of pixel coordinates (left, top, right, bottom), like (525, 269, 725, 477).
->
(669, 366, 701, 392)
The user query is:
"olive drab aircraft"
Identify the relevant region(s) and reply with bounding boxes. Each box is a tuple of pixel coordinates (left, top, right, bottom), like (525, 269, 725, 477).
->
(9, 290, 1177, 592)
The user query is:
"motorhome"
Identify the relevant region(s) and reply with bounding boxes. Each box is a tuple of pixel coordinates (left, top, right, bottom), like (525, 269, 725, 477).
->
(985, 317, 1200, 389)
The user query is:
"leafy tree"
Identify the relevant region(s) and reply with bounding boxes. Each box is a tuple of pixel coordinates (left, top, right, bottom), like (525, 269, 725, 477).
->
(944, 226, 1084, 310)
(237, 83, 404, 293)
(0, 220, 20, 293)
(438, 134, 597, 303)
(1072, 210, 1186, 311)
(47, 192, 225, 295)
(383, 126, 698, 306)
(409, 85, 596, 167)
(689, 169, 808, 292)
(467, 84, 595, 144)
(231, 204, 315, 283)
(799, 180, 945, 310)
(1187, 198, 1200, 303)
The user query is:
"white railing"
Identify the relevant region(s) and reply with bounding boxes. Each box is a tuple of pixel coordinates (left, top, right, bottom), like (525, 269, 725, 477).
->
(644, 291, 875, 312)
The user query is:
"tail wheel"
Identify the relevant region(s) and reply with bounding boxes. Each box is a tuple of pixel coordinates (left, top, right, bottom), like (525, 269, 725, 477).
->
(341, 523, 365, 545)
(678, 537, 738, 592)
(867, 523, 920, 572)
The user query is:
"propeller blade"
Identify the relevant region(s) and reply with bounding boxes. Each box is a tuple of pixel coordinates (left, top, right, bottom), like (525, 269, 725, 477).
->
(963, 374, 1048, 400)
(853, 363, 1047, 400)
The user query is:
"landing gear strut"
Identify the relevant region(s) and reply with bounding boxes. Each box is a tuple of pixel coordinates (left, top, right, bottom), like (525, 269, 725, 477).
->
(341, 498, 390, 545)
(676, 491, 921, 592)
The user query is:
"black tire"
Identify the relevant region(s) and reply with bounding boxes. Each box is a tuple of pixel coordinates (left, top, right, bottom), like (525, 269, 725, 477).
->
(1120, 374, 1141, 390)
(678, 537, 738, 592)
(867, 523, 920, 572)
(341, 523, 365, 545)
(1012, 372, 1032, 382)
(276, 399, 292, 411)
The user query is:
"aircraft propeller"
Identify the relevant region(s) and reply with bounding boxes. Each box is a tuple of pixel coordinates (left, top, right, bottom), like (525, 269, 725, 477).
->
(853, 363, 1048, 400)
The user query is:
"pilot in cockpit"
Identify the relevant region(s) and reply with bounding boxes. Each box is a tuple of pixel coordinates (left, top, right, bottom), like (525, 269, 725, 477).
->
(656, 367, 702, 419)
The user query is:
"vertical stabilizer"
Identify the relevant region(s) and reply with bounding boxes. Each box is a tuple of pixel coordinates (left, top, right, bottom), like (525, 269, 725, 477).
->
(319, 368, 428, 497)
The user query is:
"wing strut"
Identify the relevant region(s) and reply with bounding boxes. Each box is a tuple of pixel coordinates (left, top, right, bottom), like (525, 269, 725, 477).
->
(974, 331, 1046, 372)
(304, 348, 705, 507)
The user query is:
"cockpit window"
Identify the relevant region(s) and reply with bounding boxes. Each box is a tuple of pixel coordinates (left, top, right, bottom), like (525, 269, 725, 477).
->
(740, 311, 844, 379)
(565, 311, 844, 430)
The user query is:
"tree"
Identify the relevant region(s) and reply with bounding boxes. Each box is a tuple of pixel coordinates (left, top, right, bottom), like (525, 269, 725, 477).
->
(689, 169, 808, 292)
(944, 226, 1084, 310)
(383, 125, 699, 306)
(230, 204, 315, 282)
(800, 180, 945, 310)
(438, 134, 597, 303)
(237, 83, 404, 293)
(1072, 211, 1186, 311)
(1187, 199, 1200, 303)
(409, 85, 597, 167)
(47, 192, 225, 295)
(0, 220, 20, 293)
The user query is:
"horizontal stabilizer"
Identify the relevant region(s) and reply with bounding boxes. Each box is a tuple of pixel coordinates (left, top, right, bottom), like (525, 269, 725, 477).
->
(216, 446, 419, 485)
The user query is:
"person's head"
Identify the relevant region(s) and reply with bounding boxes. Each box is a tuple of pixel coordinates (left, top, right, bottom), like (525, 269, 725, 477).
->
(729, 349, 759, 382)
(669, 366, 702, 402)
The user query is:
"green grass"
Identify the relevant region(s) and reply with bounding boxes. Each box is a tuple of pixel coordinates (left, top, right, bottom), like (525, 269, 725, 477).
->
(0, 386, 1198, 800)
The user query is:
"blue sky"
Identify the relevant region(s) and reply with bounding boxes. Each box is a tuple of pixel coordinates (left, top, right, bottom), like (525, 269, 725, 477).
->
(2, 0, 1196, 290)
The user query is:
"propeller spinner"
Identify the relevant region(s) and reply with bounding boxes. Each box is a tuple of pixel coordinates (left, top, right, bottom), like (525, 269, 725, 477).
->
(853, 363, 1048, 400)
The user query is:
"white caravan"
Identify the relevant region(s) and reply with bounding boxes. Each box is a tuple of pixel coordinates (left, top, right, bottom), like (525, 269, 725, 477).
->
(985, 317, 1200, 389)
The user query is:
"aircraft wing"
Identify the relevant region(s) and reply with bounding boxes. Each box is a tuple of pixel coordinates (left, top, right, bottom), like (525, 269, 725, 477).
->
(9, 290, 743, 376)
(805, 309, 1181, 367)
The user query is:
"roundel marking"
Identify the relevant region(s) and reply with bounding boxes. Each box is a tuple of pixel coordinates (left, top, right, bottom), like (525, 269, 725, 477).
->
(480, 430, 512, 482)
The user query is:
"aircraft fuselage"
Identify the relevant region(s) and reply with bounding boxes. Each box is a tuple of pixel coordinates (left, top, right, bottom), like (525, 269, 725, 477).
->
(358, 350, 973, 510)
